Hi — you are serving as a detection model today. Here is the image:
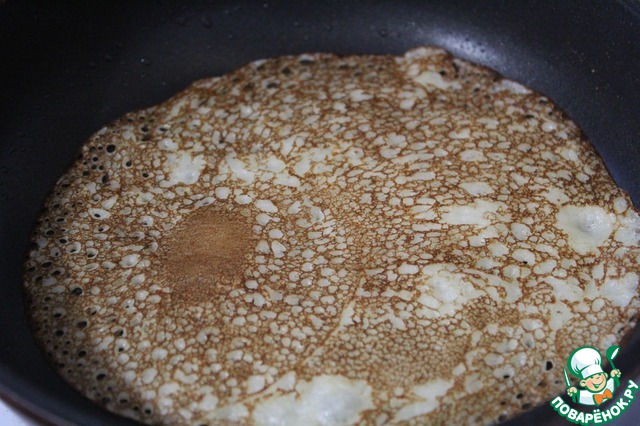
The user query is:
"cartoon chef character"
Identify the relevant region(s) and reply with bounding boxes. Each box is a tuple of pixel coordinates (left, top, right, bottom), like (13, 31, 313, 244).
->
(566, 346, 621, 406)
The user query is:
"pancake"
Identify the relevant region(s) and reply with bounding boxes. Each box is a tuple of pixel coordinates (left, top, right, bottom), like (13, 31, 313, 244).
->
(24, 47, 640, 425)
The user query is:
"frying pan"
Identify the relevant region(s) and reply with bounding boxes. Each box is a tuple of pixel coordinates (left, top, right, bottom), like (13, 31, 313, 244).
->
(1, 1, 639, 425)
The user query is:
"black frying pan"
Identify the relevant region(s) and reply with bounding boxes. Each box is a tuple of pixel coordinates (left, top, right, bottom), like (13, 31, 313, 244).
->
(1, 1, 639, 425)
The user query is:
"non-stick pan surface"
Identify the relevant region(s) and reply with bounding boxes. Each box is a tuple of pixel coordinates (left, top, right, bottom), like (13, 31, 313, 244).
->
(1, 1, 640, 425)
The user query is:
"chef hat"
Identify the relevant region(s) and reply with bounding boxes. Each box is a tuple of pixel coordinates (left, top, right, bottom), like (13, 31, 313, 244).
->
(568, 346, 604, 380)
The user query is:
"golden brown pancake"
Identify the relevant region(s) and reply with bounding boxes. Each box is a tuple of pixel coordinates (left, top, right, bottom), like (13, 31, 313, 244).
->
(24, 47, 640, 425)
